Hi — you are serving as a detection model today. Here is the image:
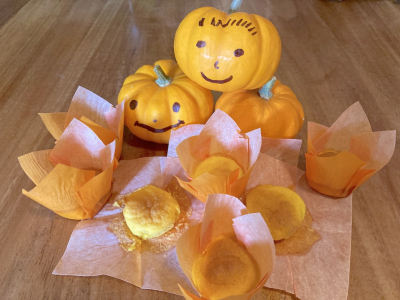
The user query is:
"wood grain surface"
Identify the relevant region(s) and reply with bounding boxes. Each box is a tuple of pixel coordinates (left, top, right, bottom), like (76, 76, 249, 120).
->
(0, 0, 399, 299)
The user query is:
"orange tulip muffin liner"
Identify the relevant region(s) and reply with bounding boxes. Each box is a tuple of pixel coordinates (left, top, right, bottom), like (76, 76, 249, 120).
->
(54, 128, 352, 300)
(53, 157, 204, 295)
(177, 194, 275, 300)
(306, 102, 395, 197)
(172, 109, 263, 203)
(18, 87, 124, 220)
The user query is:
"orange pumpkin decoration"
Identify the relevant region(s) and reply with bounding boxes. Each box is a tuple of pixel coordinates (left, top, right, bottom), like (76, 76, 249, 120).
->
(215, 77, 304, 138)
(174, 0, 281, 92)
(118, 60, 213, 144)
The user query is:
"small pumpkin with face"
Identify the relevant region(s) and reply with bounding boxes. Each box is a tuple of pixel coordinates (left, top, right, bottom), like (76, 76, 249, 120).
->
(118, 60, 214, 144)
(174, 0, 281, 92)
(215, 77, 305, 139)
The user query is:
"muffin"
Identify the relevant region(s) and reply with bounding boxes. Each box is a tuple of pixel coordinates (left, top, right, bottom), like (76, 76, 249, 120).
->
(192, 235, 260, 300)
(246, 185, 306, 240)
(123, 185, 180, 240)
(193, 156, 244, 179)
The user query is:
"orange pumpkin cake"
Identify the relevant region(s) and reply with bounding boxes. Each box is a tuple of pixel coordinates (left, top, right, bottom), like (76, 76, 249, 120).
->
(192, 235, 260, 300)
(246, 185, 306, 241)
(123, 185, 180, 240)
(193, 156, 244, 179)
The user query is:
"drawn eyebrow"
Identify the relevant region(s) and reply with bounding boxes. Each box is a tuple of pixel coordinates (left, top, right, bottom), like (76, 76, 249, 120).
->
(216, 19, 231, 27)
(199, 18, 257, 36)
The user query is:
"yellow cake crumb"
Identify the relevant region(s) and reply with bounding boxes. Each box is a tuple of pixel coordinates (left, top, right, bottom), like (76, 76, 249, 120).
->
(122, 185, 180, 240)
(246, 185, 306, 241)
(193, 156, 244, 179)
(192, 235, 260, 300)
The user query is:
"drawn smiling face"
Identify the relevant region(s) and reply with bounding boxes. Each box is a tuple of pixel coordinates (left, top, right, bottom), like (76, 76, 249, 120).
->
(117, 60, 214, 144)
(174, 7, 281, 92)
(124, 94, 186, 144)
(130, 98, 184, 130)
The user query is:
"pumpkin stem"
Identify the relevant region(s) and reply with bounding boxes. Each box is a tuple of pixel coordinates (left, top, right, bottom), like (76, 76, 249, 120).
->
(228, 0, 243, 14)
(259, 76, 276, 100)
(154, 65, 173, 87)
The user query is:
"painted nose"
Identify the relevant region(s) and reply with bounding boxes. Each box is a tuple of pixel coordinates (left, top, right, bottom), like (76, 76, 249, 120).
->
(214, 60, 219, 69)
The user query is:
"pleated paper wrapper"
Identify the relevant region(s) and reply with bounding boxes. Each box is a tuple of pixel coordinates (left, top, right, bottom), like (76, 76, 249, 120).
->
(53, 157, 205, 295)
(52, 134, 299, 296)
(177, 194, 275, 300)
(246, 153, 352, 300)
(52, 117, 351, 300)
(306, 101, 395, 197)
(171, 109, 265, 203)
(18, 86, 124, 220)
(169, 123, 352, 300)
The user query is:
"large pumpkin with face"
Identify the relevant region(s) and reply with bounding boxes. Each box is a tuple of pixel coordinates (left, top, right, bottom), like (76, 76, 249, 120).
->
(174, 3, 281, 92)
(215, 77, 304, 138)
(118, 60, 213, 144)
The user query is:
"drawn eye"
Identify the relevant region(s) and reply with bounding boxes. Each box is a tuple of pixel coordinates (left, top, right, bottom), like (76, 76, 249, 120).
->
(172, 102, 180, 113)
(130, 100, 138, 110)
(234, 49, 244, 57)
(196, 40, 206, 48)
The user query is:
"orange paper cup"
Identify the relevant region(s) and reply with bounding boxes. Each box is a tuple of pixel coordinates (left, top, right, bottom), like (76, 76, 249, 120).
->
(305, 102, 395, 197)
(176, 194, 275, 300)
(19, 87, 124, 219)
(169, 109, 262, 203)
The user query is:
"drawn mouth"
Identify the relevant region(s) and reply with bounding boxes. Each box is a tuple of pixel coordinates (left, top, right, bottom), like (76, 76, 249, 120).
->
(201, 72, 233, 84)
(134, 120, 185, 133)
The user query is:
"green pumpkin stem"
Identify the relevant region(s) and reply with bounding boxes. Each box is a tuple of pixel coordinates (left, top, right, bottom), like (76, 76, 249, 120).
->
(228, 0, 243, 14)
(154, 65, 172, 87)
(259, 76, 276, 100)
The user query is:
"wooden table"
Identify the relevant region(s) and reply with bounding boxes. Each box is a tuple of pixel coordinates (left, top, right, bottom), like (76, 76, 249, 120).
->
(1, 0, 399, 299)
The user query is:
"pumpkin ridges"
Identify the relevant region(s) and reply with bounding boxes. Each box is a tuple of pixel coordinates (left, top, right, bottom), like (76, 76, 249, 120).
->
(123, 74, 155, 86)
(215, 91, 260, 132)
(162, 85, 193, 127)
(134, 65, 158, 78)
(246, 16, 281, 90)
(226, 13, 263, 90)
(260, 82, 304, 137)
(173, 7, 215, 73)
(134, 60, 178, 79)
(242, 15, 266, 90)
(172, 79, 214, 122)
(215, 80, 304, 138)
(119, 80, 156, 102)
(142, 88, 172, 125)
(272, 80, 305, 129)
(262, 96, 299, 138)
(241, 15, 262, 90)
